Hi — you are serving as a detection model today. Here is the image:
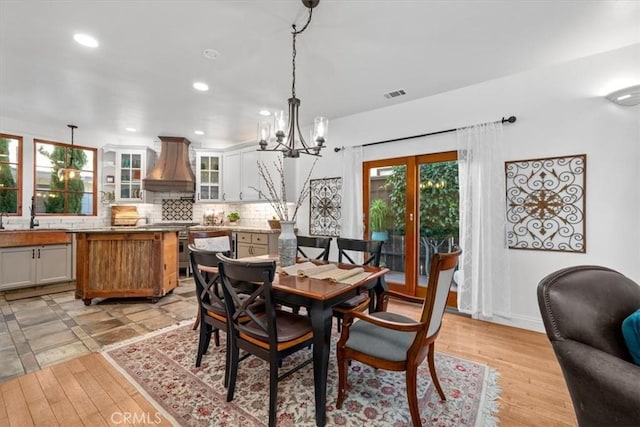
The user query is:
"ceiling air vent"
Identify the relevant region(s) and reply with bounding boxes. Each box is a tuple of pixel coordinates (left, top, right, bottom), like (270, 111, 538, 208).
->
(384, 89, 407, 99)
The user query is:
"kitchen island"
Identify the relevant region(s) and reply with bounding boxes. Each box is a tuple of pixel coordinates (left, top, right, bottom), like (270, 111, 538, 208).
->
(73, 227, 181, 305)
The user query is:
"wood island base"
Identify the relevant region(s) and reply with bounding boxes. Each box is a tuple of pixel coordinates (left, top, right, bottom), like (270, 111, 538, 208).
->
(74, 229, 179, 305)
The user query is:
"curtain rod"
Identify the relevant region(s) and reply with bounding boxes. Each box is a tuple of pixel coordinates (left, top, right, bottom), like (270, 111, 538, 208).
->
(333, 115, 517, 152)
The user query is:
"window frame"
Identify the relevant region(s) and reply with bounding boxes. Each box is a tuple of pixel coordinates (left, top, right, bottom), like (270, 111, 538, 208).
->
(33, 138, 98, 216)
(0, 133, 23, 216)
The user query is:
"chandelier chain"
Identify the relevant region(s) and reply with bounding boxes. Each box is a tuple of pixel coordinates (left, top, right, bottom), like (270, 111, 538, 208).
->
(291, 7, 313, 98)
(257, 1, 325, 158)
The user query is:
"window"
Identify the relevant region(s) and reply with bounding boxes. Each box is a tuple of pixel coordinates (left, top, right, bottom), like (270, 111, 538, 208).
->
(0, 134, 22, 215)
(34, 139, 97, 215)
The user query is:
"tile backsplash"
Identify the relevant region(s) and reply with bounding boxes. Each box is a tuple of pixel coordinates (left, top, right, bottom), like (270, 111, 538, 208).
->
(3, 195, 284, 230)
(161, 199, 194, 221)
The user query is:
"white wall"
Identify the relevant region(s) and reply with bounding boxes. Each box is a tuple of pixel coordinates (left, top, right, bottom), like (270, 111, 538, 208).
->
(296, 44, 640, 332)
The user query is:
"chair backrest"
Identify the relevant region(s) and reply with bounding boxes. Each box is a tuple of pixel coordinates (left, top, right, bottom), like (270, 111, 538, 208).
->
(296, 235, 332, 261)
(419, 248, 462, 339)
(217, 254, 278, 343)
(537, 265, 640, 360)
(189, 244, 225, 313)
(537, 265, 640, 427)
(336, 238, 383, 267)
(189, 230, 232, 252)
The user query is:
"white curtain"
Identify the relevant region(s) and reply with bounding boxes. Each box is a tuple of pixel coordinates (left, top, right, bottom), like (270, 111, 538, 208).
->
(456, 122, 511, 319)
(340, 146, 364, 239)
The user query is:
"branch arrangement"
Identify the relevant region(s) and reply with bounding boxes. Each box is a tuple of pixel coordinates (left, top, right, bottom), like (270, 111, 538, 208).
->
(250, 157, 317, 222)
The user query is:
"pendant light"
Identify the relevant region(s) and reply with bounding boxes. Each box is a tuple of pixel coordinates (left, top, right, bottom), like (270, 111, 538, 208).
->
(257, 0, 327, 158)
(58, 124, 78, 181)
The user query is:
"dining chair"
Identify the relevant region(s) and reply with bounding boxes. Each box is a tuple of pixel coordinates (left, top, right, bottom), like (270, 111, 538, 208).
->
(332, 237, 384, 331)
(189, 230, 233, 331)
(217, 254, 314, 427)
(288, 235, 333, 314)
(296, 235, 332, 261)
(336, 248, 461, 427)
(188, 245, 229, 370)
(190, 245, 265, 386)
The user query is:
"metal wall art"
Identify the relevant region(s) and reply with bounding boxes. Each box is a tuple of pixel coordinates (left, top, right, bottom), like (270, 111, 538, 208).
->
(309, 177, 342, 237)
(505, 154, 586, 253)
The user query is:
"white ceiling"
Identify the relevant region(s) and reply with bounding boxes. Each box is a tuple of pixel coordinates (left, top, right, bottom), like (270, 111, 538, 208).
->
(1, 0, 639, 149)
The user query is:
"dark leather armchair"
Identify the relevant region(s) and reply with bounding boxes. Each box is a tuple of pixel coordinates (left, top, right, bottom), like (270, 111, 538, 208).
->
(537, 265, 640, 427)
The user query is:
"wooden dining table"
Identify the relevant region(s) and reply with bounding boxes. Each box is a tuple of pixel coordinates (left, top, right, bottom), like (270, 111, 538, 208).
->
(200, 256, 389, 427)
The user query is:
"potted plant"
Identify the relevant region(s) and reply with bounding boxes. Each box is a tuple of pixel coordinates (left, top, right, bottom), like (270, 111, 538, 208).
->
(369, 198, 390, 241)
(227, 212, 240, 223)
(267, 216, 281, 230)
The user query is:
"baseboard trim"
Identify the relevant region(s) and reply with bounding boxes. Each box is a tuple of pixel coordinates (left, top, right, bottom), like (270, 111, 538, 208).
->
(477, 313, 545, 333)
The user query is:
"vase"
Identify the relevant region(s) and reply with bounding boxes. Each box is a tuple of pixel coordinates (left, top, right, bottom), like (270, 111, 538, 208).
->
(278, 221, 297, 267)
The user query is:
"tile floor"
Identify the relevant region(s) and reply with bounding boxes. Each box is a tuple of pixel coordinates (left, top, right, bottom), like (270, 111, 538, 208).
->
(0, 276, 198, 382)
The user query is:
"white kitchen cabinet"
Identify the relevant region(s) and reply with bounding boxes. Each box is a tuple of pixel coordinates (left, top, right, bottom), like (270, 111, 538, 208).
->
(102, 145, 156, 203)
(195, 151, 223, 202)
(222, 150, 241, 202)
(222, 147, 264, 202)
(260, 151, 297, 203)
(221, 147, 295, 203)
(0, 244, 73, 291)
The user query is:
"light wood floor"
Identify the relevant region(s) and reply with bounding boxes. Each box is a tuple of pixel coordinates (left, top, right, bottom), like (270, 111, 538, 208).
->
(0, 303, 576, 427)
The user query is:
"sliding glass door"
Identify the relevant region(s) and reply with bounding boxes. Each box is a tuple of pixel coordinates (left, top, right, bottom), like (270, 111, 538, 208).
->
(364, 152, 459, 301)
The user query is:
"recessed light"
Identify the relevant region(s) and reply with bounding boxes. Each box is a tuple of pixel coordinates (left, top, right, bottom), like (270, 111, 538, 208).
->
(73, 33, 99, 48)
(194, 130, 204, 135)
(203, 49, 220, 60)
(259, 110, 271, 116)
(125, 127, 137, 132)
(193, 82, 209, 91)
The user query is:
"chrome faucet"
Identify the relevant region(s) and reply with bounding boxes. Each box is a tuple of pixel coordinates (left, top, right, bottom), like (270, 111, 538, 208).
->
(29, 196, 39, 229)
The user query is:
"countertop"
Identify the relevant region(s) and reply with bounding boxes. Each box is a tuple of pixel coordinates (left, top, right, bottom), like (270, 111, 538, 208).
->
(70, 227, 184, 233)
(190, 225, 279, 233)
(1, 225, 280, 235)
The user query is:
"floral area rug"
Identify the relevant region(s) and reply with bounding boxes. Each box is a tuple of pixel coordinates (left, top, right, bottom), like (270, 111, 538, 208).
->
(102, 322, 499, 426)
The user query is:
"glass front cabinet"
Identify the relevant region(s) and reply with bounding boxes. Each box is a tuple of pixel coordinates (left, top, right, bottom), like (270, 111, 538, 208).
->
(195, 151, 222, 202)
(102, 145, 156, 203)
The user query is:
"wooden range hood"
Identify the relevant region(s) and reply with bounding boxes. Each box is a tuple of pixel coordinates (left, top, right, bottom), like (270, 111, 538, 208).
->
(143, 136, 196, 192)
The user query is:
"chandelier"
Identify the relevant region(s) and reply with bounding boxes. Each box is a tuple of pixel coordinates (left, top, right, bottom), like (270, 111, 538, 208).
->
(58, 124, 78, 181)
(258, 0, 327, 158)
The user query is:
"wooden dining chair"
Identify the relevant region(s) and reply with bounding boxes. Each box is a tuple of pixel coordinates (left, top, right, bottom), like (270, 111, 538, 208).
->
(296, 235, 332, 261)
(217, 254, 314, 427)
(336, 248, 462, 427)
(332, 237, 384, 331)
(190, 245, 265, 386)
(189, 230, 233, 330)
(188, 245, 229, 370)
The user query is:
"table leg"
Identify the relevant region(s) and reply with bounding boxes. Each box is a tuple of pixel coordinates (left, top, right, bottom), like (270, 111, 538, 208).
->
(309, 301, 332, 427)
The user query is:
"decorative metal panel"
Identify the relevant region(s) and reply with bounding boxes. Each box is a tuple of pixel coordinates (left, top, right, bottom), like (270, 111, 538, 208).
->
(309, 177, 342, 237)
(505, 154, 586, 253)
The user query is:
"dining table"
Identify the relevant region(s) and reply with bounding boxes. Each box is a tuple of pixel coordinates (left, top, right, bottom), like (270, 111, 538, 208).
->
(200, 256, 389, 427)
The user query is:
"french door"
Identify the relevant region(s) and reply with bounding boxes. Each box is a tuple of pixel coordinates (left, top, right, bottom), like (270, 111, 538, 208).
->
(363, 151, 459, 302)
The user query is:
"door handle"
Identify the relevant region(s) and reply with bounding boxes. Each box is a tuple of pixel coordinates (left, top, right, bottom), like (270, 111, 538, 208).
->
(38, 248, 40, 258)
(32, 249, 35, 259)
